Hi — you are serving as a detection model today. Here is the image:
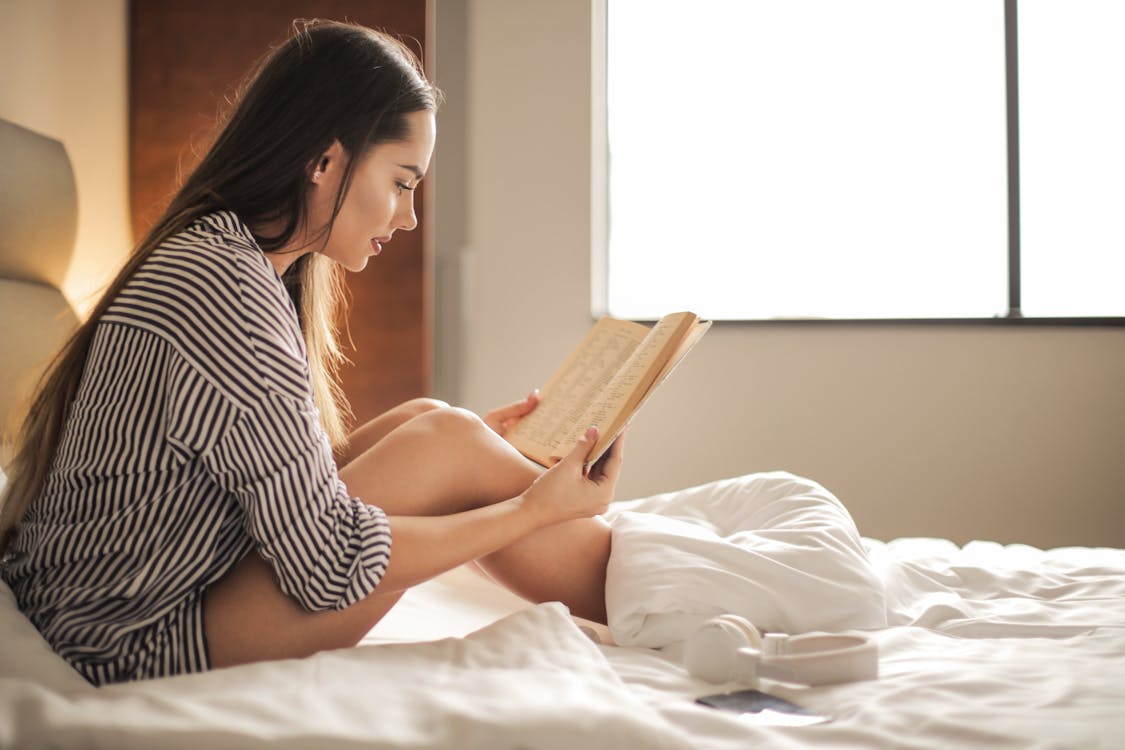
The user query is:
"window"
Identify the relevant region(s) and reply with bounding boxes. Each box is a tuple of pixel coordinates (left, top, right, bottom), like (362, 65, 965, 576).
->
(602, 0, 1125, 322)
(1018, 0, 1125, 318)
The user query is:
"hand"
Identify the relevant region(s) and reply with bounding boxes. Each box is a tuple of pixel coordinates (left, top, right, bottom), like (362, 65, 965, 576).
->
(522, 427, 625, 525)
(483, 390, 540, 438)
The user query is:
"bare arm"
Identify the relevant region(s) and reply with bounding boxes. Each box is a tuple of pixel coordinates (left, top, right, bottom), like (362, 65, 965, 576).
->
(375, 427, 622, 594)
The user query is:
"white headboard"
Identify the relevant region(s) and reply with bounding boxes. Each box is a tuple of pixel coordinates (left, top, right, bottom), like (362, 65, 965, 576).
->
(0, 119, 81, 462)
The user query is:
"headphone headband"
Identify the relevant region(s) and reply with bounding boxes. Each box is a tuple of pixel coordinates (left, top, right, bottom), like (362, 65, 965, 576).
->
(685, 616, 878, 686)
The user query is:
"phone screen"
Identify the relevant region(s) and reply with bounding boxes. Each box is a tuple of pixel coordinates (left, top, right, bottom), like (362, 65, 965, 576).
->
(695, 689, 830, 726)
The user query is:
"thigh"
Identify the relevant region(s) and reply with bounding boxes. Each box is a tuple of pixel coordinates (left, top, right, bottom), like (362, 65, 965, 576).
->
(203, 550, 403, 668)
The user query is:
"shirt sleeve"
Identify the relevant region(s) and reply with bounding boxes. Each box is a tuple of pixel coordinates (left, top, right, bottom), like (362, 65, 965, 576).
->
(199, 386, 392, 612)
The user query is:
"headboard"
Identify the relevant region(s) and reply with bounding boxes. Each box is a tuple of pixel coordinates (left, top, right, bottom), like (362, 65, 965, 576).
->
(0, 118, 81, 465)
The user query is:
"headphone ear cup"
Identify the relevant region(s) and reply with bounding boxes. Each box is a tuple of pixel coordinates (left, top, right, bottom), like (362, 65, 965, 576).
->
(684, 616, 762, 683)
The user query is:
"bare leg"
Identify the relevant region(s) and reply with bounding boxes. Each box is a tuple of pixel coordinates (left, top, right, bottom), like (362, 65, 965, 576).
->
(205, 551, 406, 666)
(477, 516, 611, 624)
(335, 397, 449, 467)
(205, 405, 612, 668)
(340, 406, 542, 514)
(337, 407, 612, 622)
(333, 398, 609, 612)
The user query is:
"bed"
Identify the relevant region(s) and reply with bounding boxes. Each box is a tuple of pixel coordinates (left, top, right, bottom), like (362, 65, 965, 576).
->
(3, 117, 1124, 750)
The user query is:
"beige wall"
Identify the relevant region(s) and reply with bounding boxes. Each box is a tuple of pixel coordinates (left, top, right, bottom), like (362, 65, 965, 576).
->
(433, 0, 1125, 548)
(0, 0, 132, 316)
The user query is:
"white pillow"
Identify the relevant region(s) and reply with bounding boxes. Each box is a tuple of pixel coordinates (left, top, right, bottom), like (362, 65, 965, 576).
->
(604, 471, 888, 647)
(0, 584, 85, 697)
(0, 464, 89, 692)
(0, 579, 89, 692)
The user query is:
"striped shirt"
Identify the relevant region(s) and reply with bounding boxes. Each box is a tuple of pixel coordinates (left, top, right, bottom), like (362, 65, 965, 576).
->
(0, 211, 391, 685)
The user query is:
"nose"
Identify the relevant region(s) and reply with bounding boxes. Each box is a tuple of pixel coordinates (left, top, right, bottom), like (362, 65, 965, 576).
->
(396, 191, 418, 232)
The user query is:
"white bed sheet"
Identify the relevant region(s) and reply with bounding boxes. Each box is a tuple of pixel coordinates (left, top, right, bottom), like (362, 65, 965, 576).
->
(2, 589, 689, 750)
(3, 469, 1125, 749)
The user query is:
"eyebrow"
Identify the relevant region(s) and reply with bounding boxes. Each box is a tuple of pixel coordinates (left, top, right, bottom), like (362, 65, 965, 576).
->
(398, 164, 425, 181)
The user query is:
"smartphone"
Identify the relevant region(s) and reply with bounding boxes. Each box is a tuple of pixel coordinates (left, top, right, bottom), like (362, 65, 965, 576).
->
(695, 689, 830, 726)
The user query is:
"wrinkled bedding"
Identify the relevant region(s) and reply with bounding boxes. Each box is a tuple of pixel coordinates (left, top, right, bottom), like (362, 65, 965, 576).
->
(3, 471, 1124, 749)
(1, 601, 688, 750)
(596, 533, 1125, 749)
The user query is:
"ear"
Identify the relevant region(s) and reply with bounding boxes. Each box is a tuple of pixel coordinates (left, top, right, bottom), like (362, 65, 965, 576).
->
(308, 139, 346, 184)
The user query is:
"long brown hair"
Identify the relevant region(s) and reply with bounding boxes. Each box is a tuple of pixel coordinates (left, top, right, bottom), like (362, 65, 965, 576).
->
(1, 20, 440, 554)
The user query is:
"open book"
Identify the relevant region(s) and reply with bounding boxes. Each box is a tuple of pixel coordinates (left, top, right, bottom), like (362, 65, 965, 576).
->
(507, 311, 711, 467)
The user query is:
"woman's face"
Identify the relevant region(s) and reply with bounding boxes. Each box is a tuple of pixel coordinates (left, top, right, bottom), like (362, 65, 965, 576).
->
(310, 110, 436, 272)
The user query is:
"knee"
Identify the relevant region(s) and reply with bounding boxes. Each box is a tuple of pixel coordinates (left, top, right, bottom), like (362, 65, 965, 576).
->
(405, 406, 538, 504)
(399, 397, 450, 422)
(414, 404, 489, 438)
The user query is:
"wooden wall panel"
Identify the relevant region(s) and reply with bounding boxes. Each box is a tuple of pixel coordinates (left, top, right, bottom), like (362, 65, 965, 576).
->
(129, 0, 430, 426)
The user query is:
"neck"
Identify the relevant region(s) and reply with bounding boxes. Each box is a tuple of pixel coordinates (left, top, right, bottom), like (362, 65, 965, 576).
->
(250, 217, 313, 276)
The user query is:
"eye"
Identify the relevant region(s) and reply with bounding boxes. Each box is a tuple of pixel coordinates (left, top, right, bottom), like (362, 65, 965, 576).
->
(395, 181, 415, 194)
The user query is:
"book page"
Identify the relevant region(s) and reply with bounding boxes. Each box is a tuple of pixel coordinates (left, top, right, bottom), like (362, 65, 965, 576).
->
(507, 317, 649, 464)
(580, 318, 711, 463)
(647, 318, 711, 396)
(562, 312, 701, 462)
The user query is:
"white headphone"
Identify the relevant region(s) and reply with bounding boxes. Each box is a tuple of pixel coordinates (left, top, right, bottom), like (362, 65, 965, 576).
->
(683, 614, 878, 686)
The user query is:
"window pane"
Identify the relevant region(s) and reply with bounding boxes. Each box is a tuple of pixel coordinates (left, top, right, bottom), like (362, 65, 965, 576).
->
(606, 0, 1008, 320)
(1019, 0, 1125, 317)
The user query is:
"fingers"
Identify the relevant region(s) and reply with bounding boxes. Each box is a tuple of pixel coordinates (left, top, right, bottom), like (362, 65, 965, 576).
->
(588, 430, 625, 483)
(483, 390, 540, 435)
(529, 426, 621, 523)
(493, 393, 537, 421)
(564, 426, 598, 470)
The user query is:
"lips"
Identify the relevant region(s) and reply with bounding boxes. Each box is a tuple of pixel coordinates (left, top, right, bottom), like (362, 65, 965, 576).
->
(371, 236, 391, 255)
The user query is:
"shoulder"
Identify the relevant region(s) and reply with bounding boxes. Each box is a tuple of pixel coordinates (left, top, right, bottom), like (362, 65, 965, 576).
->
(103, 211, 311, 406)
(141, 211, 289, 316)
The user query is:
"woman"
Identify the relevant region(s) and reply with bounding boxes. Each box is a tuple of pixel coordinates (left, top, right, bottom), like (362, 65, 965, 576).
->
(0, 20, 621, 685)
